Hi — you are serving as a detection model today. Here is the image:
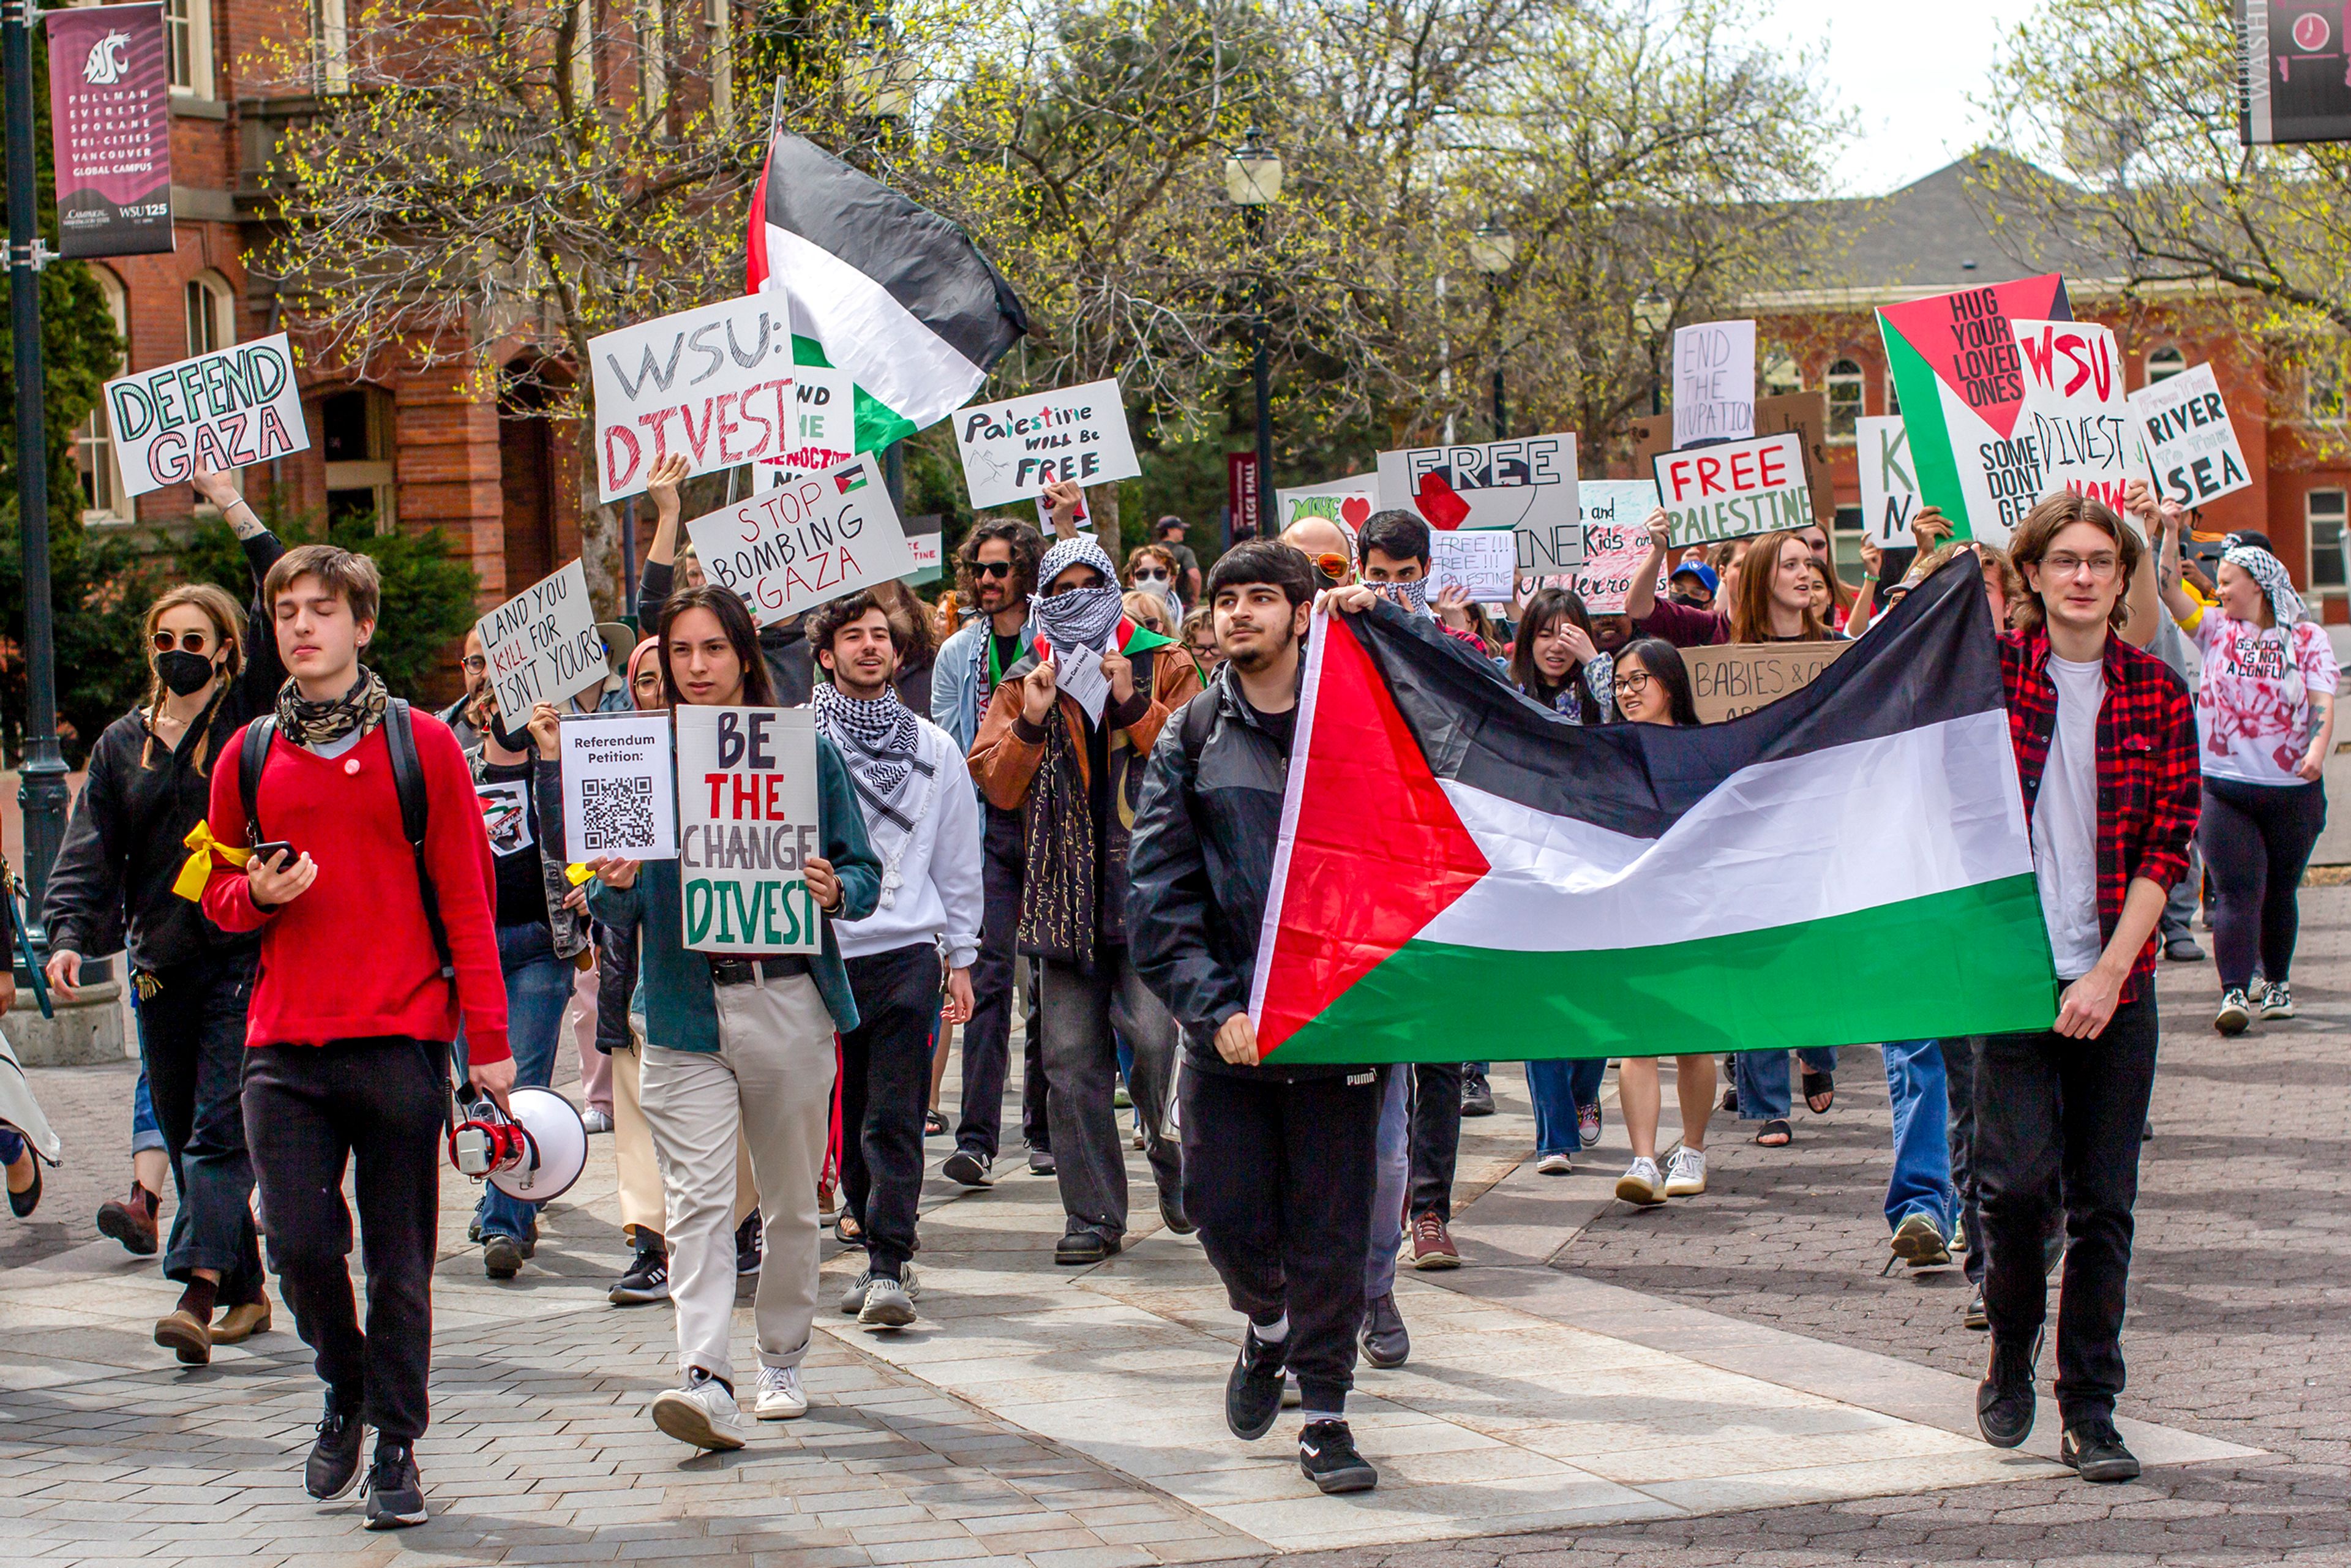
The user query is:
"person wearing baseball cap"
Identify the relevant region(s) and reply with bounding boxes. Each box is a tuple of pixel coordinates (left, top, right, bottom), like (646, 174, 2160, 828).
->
(1668, 561, 1719, 612)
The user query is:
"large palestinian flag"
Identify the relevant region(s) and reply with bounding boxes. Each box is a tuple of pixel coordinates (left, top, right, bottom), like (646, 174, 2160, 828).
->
(747, 133, 1029, 453)
(1250, 557, 2058, 1063)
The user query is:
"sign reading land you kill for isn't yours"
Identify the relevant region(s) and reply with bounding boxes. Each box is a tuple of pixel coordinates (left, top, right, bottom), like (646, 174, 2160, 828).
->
(103, 332, 309, 499)
(674, 705, 821, 955)
(2130, 362, 2253, 508)
(686, 451, 916, 626)
(589, 292, 808, 502)
(476, 560, 612, 726)
(1652, 432, 1811, 547)
(953, 379, 1143, 510)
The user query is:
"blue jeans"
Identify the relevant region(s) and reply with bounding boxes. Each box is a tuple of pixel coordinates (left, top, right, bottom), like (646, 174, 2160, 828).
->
(1881, 1040, 1955, 1235)
(1734, 1048, 1838, 1120)
(1363, 1065, 1411, 1301)
(476, 923, 574, 1243)
(1524, 1058, 1605, 1157)
(132, 1070, 165, 1155)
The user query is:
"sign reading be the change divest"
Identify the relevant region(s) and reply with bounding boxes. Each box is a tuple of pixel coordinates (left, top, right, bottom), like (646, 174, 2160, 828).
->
(675, 705, 820, 955)
(954, 379, 1142, 509)
(104, 333, 309, 498)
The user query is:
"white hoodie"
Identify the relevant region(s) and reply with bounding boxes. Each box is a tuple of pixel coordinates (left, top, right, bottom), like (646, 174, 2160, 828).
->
(832, 715, 984, 969)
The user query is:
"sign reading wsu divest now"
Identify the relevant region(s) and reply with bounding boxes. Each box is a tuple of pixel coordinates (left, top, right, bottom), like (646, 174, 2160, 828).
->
(103, 333, 309, 498)
(674, 705, 820, 955)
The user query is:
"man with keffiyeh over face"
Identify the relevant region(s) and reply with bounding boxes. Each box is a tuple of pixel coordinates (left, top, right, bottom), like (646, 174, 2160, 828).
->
(970, 536, 1204, 1263)
(810, 591, 984, 1329)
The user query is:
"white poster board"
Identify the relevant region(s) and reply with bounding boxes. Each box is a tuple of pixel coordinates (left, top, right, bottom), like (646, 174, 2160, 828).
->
(2129, 364, 2252, 509)
(1573, 480, 1667, 615)
(560, 710, 678, 860)
(589, 294, 801, 501)
(1276, 475, 1377, 539)
(1430, 531, 1517, 602)
(684, 451, 916, 626)
(954, 378, 1142, 509)
(673, 705, 820, 954)
(1375, 432, 1578, 538)
(1673, 320, 1757, 447)
(103, 332, 309, 499)
(478, 560, 612, 726)
(755, 365, 855, 481)
(1857, 415, 1924, 547)
(2012, 320, 2135, 515)
(1653, 432, 1812, 547)
(906, 531, 943, 585)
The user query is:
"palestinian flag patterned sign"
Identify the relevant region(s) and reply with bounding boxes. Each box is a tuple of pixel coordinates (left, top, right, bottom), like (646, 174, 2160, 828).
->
(1249, 560, 2058, 1063)
(1877, 274, 2073, 547)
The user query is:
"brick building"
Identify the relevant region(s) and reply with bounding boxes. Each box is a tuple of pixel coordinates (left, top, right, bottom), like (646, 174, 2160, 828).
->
(1746, 156, 2351, 621)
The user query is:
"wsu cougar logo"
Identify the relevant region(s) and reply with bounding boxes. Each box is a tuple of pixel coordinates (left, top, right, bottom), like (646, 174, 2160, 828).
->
(83, 30, 132, 85)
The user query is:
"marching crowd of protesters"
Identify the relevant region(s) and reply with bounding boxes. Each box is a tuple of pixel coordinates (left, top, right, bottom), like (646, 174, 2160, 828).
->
(0, 448, 2319, 1519)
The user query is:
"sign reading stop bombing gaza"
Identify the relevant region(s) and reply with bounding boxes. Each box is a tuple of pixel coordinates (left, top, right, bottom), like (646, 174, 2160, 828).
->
(103, 332, 310, 498)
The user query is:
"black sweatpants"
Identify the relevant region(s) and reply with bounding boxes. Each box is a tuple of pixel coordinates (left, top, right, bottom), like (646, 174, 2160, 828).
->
(1182, 1065, 1381, 1415)
(1976, 991, 2159, 1427)
(138, 950, 264, 1297)
(1409, 1062, 1463, 1221)
(2200, 776, 2327, 992)
(959, 805, 1046, 1161)
(840, 943, 945, 1277)
(242, 1037, 448, 1442)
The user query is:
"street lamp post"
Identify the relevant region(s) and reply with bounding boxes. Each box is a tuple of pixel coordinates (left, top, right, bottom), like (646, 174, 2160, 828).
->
(1224, 130, 1282, 538)
(1469, 222, 1516, 440)
(1633, 291, 1672, 417)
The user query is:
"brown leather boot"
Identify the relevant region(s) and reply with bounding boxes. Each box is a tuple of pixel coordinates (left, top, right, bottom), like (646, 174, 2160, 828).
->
(211, 1299, 272, 1345)
(153, 1308, 211, 1365)
(96, 1183, 160, 1256)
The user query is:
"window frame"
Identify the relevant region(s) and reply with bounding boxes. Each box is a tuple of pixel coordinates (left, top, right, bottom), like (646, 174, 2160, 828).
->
(320, 384, 399, 535)
(2309, 488, 2348, 593)
(1825, 356, 1865, 444)
(184, 271, 233, 358)
(77, 267, 130, 526)
(2146, 345, 2187, 384)
(163, 0, 214, 99)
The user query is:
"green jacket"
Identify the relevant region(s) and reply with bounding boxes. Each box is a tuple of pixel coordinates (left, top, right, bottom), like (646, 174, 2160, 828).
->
(589, 733, 881, 1045)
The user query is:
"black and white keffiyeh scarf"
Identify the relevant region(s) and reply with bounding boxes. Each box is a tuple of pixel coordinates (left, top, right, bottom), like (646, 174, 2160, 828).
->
(275, 666, 388, 750)
(811, 680, 930, 832)
(1031, 536, 1127, 653)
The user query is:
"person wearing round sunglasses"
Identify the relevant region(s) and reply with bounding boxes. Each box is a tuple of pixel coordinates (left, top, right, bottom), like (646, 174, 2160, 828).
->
(1125, 545, 1185, 623)
(40, 461, 291, 1367)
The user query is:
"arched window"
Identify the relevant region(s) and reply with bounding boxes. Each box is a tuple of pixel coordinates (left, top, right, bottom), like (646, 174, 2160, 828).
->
(321, 386, 397, 533)
(184, 271, 233, 357)
(77, 268, 129, 524)
(1826, 357, 1864, 440)
(2310, 359, 2347, 427)
(2147, 346, 2187, 384)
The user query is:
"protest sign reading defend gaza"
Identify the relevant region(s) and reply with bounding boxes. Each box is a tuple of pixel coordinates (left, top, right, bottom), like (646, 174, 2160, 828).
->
(2131, 363, 2252, 508)
(104, 332, 308, 499)
(590, 294, 803, 501)
(478, 561, 611, 726)
(675, 705, 820, 955)
(1652, 432, 1810, 546)
(686, 451, 916, 626)
(954, 379, 1142, 509)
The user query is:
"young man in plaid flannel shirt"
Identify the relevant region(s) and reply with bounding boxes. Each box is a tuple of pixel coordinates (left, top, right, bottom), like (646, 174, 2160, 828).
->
(1976, 492, 2199, 1485)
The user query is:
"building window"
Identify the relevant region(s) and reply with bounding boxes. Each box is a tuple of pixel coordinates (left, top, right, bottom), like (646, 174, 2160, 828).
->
(1886, 374, 1900, 416)
(318, 0, 350, 91)
(637, 0, 667, 114)
(321, 386, 397, 533)
(1760, 346, 1801, 397)
(165, 0, 213, 96)
(77, 268, 130, 525)
(184, 272, 231, 356)
(2147, 345, 2186, 384)
(1832, 503, 1865, 584)
(1826, 357, 1864, 441)
(705, 0, 731, 121)
(2312, 490, 2348, 591)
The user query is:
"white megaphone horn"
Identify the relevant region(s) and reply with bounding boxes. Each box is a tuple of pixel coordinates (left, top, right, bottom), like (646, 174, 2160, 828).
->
(448, 1087, 587, 1203)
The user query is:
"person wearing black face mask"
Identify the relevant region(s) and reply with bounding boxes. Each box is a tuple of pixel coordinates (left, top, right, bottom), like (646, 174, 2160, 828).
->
(41, 462, 289, 1367)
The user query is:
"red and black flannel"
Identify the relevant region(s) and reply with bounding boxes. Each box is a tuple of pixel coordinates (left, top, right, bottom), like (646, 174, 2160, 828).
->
(1998, 628, 2200, 1002)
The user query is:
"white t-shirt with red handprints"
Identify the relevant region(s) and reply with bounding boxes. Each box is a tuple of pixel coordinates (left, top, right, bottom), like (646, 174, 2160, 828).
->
(2189, 609, 2339, 786)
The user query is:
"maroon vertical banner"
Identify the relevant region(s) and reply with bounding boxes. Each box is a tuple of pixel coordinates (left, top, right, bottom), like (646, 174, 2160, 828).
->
(1227, 451, 1261, 539)
(47, 4, 174, 260)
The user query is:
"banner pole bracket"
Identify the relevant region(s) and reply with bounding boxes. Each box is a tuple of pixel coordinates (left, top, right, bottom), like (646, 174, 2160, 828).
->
(7, 238, 55, 274)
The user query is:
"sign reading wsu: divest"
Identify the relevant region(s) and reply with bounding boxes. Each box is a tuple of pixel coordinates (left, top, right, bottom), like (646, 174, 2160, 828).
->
(590, 294, 803, 501)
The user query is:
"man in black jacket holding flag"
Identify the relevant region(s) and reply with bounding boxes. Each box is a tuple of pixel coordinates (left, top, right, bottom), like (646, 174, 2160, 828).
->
(1130, 540, 1384, 1496)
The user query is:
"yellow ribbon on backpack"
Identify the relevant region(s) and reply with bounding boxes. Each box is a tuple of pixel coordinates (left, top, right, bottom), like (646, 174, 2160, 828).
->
(172, 820, 252, 903)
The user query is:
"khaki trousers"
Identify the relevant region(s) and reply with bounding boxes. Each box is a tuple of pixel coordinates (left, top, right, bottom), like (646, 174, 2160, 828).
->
(611, 1029, 755, 1243)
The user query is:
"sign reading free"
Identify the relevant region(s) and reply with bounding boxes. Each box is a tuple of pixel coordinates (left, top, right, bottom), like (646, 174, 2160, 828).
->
(1652, 432, 1811, 547)
(103, 332, 309, 498)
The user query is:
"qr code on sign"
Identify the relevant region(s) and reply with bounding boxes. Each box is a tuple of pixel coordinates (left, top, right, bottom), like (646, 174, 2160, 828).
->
(580, 776, 656, 852)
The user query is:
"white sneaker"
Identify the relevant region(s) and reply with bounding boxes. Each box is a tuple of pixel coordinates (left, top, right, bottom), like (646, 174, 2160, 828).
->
(752, 1364, 809, 1420)
(1535, 1151, 1572, 1176)
(2215, 988, 2252, 1035)
(2260, 980, 2296, 1019)
(859, 1274, 918, 1330)
(650, 1373, 746, 1450)
(1615, 1157, 1666, 1206)
(1664, 1146, 1708, 1197)
(580, 1108, 615, 1135)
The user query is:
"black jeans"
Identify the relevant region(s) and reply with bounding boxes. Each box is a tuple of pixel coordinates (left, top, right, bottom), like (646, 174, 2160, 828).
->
(840, 943, 944, 1277)
(1944, 1035, 1985, 1286)
(1409, 1062, 1463, 1221)
(1976, 991, 2159, 1426)
(960, 805, 1044, 1160)
(137, 950, 264, 1297)
(1182, 1067, 1381, 1415)
(243, 1037, 449, 1442)
(2200, 776, 2327, 991)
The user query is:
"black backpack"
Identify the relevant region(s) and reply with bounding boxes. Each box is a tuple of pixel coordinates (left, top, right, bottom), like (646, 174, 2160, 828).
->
(239, 699, 454, 991)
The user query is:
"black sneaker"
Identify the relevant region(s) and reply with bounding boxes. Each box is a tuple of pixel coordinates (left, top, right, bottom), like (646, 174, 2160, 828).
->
(1976, 1333, 2041, 1449)
(1226, 1323, 1288, 1441)
(362, 1440, 427, 1529)
(304, 1388, 368, 1501)
(1027, 1146, 1056, 1176)
(1361, 1292, 1409, 1369)
(610, 1240, 670, 1305)
(737, 1213, 763, 1277)
(1299, 1418, 1378, 1493)
(1460, 1074, 1496, 1117)
(942, 1149, 992, 1188)
(1158, 1190, 1195, 1236)
(1963, 1289, 1988, 1331)
(2060, 1418, 2142, 1483)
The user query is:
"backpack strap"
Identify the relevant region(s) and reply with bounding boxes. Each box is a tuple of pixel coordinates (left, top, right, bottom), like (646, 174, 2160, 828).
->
(381, 700, 456, 991)
(239, 715, 276, 849)
(1179, 685, 1218, 765)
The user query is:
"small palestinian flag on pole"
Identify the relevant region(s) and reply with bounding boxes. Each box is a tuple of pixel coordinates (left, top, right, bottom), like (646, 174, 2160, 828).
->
(748, 132, 1029, 453)
(1249, 557, 2058, 1063)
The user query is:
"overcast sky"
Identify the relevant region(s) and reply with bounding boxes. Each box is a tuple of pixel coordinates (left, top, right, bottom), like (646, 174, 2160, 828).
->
(1759, 0, 2049, 196)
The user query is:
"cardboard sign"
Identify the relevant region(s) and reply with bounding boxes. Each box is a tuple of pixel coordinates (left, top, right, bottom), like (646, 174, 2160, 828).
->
(906, 526, 944, 586)
(1673, 321, 1757, 447)
(47, 2, 173, 260)
(1652, 432, 1812, 547)
(589, 293, 803, 501)
(102, 332, 308, 499)
(1684, 642, 1851, 724)
(1430, 530, 1517, 602)
(561, 710, 678, 861)
(478, 560, 612, 726)
(1375, 432, 1578, 539)
(1572, 480, 1666, 615)
(1633, 390, 1835, 527)
(2131, 363, 2252, 509)
(1857, 415, 1923, 547)
(684, 451, 917, 626)
(954, 378, 1142, 510)
(674, 705, 821, 954)
(1277, 475, 1377, 539)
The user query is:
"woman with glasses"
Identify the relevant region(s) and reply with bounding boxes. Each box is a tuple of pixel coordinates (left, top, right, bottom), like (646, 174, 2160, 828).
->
(1605, 641, 1720, 1205)
(1125, 545, 1185, 621)
(40, 461, 288, 1366)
